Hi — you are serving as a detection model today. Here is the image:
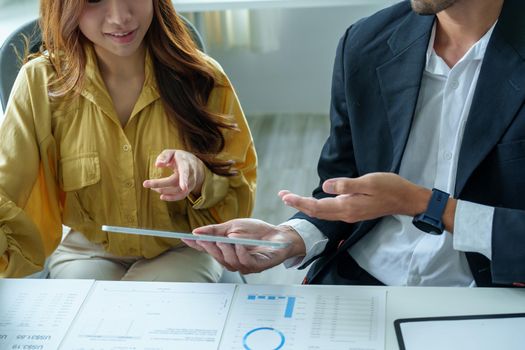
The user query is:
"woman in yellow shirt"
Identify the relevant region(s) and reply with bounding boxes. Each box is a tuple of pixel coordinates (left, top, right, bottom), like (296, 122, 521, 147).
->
(0, 0, 256, 280)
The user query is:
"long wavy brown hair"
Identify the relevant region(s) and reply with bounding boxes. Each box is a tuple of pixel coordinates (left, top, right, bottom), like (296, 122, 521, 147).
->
(33, 0, 237, 175)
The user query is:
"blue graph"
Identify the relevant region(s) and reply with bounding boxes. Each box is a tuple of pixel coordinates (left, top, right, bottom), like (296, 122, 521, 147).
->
(242, 327, 285, 350)
(246, 295, 296, 318)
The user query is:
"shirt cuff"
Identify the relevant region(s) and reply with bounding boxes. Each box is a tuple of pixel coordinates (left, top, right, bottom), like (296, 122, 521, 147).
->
(453, 200, 494, 259)
(189, 167, 229, 209)
(282, 219, 328, 268)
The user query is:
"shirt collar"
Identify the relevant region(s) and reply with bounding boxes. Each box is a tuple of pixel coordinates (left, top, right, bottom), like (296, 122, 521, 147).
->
(81, 44, 160, 121)
(425, 21, 497, 75)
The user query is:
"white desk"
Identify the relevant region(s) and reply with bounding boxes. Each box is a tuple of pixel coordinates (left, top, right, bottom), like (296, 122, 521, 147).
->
(0, 279, 524, 350)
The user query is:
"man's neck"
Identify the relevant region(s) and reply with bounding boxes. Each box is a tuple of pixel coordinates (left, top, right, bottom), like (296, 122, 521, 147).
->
(434, 0, 504, 67)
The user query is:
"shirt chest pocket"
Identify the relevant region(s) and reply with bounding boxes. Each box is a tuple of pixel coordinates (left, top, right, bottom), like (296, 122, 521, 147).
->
(59, 152, 101, 192)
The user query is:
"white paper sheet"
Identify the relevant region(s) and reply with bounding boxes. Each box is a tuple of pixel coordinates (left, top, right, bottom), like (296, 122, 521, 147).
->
(59, 281, 236, 350)
(219, 285, 386, 350)
(0, 279, 95, 350)
(1, 280, 387, 350)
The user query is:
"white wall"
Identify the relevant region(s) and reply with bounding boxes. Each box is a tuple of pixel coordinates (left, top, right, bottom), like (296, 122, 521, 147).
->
(203, 4, 392, 116)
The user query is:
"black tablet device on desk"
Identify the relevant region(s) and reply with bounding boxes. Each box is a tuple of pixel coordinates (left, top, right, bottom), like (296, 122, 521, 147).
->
(394, 313, 525, 350)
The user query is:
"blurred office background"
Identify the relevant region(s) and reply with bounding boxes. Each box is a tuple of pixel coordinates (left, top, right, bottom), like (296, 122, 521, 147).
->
(0, 0, 396, 284)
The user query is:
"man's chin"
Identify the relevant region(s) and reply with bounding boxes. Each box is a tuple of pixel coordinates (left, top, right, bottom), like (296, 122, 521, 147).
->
(410, 0, 457, 15)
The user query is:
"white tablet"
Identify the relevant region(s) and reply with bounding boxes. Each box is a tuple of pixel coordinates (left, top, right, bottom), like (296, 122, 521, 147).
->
(102, 225, 290, 249)
(395, 313, 525, 350)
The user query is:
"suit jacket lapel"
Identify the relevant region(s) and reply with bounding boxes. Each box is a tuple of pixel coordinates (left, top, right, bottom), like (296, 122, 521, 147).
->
(376, 13, 435, 172)
(336, 12, 435, 254)
(455, 0, 525, 195)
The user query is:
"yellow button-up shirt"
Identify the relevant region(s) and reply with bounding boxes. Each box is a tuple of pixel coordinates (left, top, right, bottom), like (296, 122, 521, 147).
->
(0, 47, 257, 277)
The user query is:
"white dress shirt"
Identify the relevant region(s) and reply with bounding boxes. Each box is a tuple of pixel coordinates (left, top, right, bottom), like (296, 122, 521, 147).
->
(284, 23, 497, 287)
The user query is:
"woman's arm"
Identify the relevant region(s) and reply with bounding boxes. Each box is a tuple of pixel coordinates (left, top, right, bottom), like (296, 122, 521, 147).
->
(0, 61, 63, 277)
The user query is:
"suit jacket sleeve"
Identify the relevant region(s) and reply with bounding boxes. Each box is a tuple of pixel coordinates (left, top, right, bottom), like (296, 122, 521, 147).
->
(291, 28, 357, 254)
(491, 207, 525, 284)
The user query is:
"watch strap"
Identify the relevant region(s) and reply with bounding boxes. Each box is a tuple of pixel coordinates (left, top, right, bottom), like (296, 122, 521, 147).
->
(425, 188, 449, 222)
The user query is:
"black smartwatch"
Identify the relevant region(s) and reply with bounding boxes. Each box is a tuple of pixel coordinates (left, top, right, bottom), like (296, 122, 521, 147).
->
(412, 188, 449, 235)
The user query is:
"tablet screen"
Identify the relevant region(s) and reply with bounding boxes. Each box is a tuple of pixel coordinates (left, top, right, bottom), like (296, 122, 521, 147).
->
(395, 313, 525, 350)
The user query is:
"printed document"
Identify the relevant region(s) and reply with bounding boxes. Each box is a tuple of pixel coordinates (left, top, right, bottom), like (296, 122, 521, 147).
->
(0, 279, 387, 350)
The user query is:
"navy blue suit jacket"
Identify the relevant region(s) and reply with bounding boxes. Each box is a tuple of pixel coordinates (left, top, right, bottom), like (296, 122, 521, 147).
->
(295, 0, 525, 287)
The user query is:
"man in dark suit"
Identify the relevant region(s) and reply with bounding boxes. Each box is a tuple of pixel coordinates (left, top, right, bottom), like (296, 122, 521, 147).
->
(185, 0, 525, 287)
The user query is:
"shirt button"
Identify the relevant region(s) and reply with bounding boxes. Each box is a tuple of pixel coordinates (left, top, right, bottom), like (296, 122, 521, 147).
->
(443, 151, 452, 160)
(122, 144, 131, 152)
(449, 80, 459, 90)
(409, 275, 420, 285)
(126, 215, 134, 222)
(126, 181, 134, 188)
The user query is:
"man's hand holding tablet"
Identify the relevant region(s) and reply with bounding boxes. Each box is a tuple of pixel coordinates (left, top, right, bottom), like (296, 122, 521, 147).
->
(183, 219, 307, 274)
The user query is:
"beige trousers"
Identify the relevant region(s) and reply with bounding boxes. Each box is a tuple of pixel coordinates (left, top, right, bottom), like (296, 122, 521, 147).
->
(48, 230, 223, 282)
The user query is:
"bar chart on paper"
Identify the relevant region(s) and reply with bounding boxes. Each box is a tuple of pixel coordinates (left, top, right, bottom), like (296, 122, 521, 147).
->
(228, 292, 300, 349)
(219, 285, 386, 350)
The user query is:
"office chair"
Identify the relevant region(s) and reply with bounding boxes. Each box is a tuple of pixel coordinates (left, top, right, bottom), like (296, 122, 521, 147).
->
(1, 17, 245, 284)
(0, 15, 206, 111)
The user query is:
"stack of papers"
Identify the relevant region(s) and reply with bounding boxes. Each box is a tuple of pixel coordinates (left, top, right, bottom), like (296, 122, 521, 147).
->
(0, 279, 387, 349)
